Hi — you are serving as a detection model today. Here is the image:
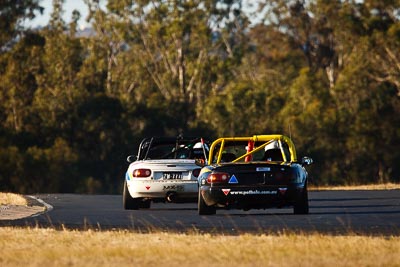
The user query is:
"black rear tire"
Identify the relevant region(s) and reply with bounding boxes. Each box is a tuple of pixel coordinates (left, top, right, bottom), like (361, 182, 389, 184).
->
(198, 190, 216, 215)
(293, 184, 309, 214)
(123, 180, 141, 210)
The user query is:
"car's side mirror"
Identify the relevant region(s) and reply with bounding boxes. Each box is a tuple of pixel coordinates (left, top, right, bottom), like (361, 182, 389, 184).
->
(127, 155, 137, 163)
(301, 156, 313, 166)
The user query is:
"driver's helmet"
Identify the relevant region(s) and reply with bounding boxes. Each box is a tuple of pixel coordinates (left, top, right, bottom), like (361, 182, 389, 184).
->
(263, 140, 281, 161)
(193, 142, 209, 151)
(264, 140, 279, 151)
(193, 142, 203, 149)
(191, 142, 208, 161)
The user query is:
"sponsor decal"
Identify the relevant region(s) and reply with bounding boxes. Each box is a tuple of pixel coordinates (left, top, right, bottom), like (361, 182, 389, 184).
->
(145, 186, 151, 190)
(228, 175, 238, 184)
(125, 172, 130, 181)
(229, 190, 277, 195)
(222, 189, 231, 196)
(163, 185, 184, 191)
(256, 167, 271, 172)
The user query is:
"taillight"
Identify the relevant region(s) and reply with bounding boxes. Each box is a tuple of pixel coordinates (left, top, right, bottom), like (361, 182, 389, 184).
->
(132, 168, 151, 178)
(192, 168, 201, 177)
(207, 172, 230, 184)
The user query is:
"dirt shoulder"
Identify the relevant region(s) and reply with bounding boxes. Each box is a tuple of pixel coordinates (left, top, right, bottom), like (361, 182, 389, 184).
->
(0, 194, 47, 220)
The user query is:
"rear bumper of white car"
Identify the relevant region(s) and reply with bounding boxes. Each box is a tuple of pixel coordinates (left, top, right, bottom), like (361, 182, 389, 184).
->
(126, 179, 198, 201)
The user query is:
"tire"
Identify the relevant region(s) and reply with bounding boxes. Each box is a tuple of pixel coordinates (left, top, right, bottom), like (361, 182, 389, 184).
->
(198, 189, 216, 215)
(123, 180, 141, 210)
(293, 184, 309, 214)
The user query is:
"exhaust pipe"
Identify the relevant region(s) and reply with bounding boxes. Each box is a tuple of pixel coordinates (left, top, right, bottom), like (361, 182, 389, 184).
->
(166, 192, 177, 202)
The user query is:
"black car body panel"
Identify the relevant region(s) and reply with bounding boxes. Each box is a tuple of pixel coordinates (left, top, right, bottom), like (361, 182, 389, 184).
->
(197, 135, 312, 215)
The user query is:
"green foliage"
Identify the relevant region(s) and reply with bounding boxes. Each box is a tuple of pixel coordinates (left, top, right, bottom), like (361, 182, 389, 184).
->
(0, 0, 399, 193)
(0, 145, 23, 192)
(24, 138, 79, 193)
(0, 31, 44, 133)
(0, 0, 43, 50)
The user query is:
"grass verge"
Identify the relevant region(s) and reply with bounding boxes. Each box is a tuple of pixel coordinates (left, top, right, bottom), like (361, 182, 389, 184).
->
(309, 182, 400, 191)
(0, 193, 45, 220)
(0, 192, 28, 206)
(1, 188, 400, 266)
(0, 227, 399, 267)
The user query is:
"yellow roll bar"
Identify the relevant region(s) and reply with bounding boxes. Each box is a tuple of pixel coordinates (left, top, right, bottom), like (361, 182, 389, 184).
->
(208, 135, 297, 164)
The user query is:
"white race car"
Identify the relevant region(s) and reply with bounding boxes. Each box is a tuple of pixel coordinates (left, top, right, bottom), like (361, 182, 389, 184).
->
(123, 136, 209, 209)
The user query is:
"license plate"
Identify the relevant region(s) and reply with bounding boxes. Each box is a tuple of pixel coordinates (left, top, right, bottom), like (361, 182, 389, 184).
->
(162, 172, 183, 179)
(256, 167, 270, 172)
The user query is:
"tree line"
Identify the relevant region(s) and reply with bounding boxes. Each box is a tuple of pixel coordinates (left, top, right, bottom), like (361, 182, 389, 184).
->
(1, 0, 399, 194)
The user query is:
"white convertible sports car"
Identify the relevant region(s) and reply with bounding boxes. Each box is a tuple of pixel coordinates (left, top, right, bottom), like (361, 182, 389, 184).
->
(123, 136, 209, 210)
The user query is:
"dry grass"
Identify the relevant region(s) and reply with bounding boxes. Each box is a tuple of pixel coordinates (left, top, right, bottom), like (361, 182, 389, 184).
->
(1, 188, 400, 266)
(0, 192, 27, 206)
(309, 183, 400, 191)
(0, 227, 399, 267)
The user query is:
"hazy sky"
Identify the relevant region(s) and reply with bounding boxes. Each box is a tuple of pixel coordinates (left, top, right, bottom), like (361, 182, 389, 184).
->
(24, 0, 98, 29)
(24, 0, 259, 29)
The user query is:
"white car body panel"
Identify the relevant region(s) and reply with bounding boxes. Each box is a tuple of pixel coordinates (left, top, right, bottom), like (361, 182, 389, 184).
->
(126, 159, 200, 199)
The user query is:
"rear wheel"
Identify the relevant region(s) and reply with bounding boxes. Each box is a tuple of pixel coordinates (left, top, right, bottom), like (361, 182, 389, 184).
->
(293, 184, 309, 214)
(123, 180, 141, 210)
(198, 190, 216, 215)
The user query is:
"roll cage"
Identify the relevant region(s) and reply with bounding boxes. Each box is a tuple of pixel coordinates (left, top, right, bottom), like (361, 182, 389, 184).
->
(136, 136, 208, 160)
(208, 135, 297, 164)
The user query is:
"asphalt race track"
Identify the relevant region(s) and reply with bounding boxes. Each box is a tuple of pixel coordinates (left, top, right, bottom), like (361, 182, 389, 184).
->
(1, 190, 400, 235)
